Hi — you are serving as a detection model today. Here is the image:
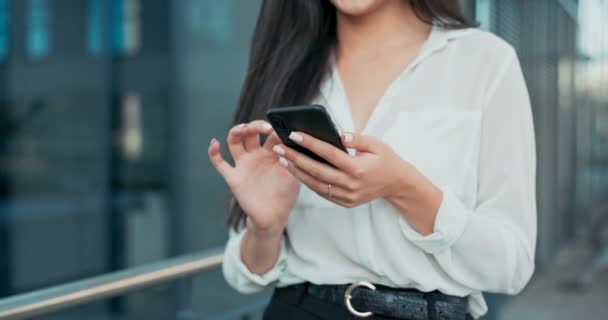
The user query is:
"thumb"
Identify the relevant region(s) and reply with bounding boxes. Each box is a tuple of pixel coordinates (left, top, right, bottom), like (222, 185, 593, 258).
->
(341, 132, 381, 153)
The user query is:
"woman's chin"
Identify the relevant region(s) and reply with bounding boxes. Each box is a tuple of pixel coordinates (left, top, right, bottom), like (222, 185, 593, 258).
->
(329, 0, 388, 17)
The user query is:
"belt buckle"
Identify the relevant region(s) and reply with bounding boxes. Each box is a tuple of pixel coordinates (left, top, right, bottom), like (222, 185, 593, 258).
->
(344, 281, 376, 318)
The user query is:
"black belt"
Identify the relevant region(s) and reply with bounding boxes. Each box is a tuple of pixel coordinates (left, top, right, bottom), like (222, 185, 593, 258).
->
(286, 281, 471, 320)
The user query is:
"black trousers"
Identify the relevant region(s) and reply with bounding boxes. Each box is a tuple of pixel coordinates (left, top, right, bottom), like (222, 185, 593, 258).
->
(262, 284, 473, 320)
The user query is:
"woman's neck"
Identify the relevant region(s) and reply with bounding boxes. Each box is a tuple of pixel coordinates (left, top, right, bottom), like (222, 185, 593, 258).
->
(335, 1, 432, 62)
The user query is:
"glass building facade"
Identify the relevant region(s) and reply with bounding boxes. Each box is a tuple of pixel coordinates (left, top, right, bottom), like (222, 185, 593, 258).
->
(0, 0, 607, 319)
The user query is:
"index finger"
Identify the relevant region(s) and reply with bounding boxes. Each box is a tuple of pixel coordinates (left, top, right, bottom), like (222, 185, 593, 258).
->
(242, 120, 274, 151)
(288, 131, 354, 172)
(262, 131, 282, 151)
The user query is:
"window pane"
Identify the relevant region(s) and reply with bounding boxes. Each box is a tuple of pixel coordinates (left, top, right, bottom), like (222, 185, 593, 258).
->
(1, 0, 265, 317)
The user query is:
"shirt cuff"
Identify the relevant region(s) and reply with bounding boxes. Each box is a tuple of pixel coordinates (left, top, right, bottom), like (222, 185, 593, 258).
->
(399, 186, 470, 254)
(223, 228, 287, 291)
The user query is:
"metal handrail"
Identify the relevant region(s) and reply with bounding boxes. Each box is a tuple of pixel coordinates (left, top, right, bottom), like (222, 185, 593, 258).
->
(0, 248, 224, 320)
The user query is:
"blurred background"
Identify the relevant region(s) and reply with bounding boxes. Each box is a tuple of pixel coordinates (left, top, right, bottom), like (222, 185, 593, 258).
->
(0, 0, 606, 319)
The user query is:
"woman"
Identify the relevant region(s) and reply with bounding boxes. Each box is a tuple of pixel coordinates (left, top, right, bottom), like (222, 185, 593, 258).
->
(208, 0, 536, 319)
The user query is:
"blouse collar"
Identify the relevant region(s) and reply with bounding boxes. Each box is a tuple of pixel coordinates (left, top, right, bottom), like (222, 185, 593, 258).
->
(320, 26, 476, 104)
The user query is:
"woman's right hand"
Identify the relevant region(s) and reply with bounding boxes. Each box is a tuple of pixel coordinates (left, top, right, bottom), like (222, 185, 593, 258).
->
(208, 120, 301, 235)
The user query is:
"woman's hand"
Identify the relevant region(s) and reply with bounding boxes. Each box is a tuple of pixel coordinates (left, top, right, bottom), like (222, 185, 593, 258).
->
(272, 131, 442, 235)
(208, 121, 300, 235)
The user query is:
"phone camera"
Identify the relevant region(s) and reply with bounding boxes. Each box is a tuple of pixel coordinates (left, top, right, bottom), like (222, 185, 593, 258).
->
(269, 116, 287, 130)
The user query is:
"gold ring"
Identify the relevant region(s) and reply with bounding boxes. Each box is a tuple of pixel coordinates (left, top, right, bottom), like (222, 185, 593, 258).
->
(328, 184, 333, 199)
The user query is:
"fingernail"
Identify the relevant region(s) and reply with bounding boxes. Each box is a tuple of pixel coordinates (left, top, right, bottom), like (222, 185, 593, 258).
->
(272, 145, 285, 155)
(210, 138, 216, 146)
(289, 132, 303, 142)
(279, 157, 289, 167)
(343, 133, 353, 143)
(238, 123, 246, 129)
(262, 122, 272, 131)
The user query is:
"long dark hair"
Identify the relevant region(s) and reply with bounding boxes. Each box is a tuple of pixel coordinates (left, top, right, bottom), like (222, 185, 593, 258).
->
(227, 0, 477, 230)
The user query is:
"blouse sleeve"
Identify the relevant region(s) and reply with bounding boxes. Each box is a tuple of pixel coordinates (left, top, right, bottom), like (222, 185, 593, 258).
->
(399, 48, 537, 294)
(222, 227, 287, 294)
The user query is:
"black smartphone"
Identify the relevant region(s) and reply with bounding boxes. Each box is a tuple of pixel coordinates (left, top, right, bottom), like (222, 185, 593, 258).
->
(266, 105, 348, 166)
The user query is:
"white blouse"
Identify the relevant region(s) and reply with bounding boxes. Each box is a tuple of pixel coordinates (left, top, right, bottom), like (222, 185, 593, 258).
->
(222, 26, 537, 319)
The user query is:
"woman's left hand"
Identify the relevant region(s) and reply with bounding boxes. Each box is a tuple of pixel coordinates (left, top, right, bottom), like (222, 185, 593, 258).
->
(272, 131, 426, 208)
(272, 131, 443, 235)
